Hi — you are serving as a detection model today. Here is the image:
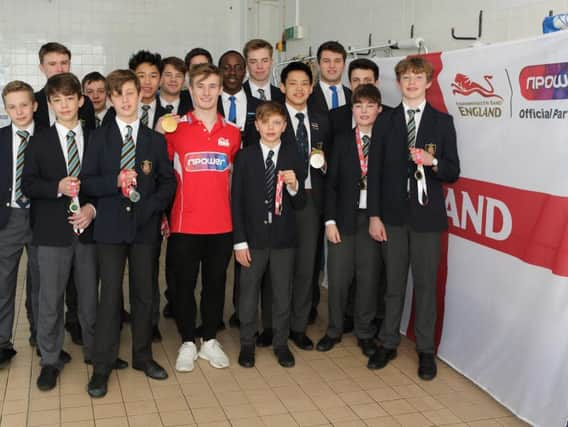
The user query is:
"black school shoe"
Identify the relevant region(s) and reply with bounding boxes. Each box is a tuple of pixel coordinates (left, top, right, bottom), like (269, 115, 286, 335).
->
(418, 352, 437, 380)
(238, 345, 255, 368)
(289, 331, 314, 351)
(367, 346, 397, 370)
(133, 359, 168, 380)
(0, 348, 17, 366)
(37, 365, 60, 391)
(87, 372, 109, 398)
(357, 338, 378, 357)
(274, 346, 295, 367)
(316, 335, 341, 352)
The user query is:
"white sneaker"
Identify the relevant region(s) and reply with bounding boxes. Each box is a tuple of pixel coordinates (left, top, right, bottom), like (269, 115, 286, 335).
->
(176, 342, 198, 372)
(198, 338, 230, 368)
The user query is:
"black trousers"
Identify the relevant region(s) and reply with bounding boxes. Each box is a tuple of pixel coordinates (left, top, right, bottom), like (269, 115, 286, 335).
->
(168, 233, 232, 342)
(232, 262, 272, 329)
(93, 243, 156, 374)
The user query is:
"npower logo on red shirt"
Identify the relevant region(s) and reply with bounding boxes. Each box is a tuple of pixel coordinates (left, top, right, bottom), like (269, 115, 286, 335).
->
(445, 178, 568, 277)
(184, 152, 229, 172)
(519, 62, 568, 100)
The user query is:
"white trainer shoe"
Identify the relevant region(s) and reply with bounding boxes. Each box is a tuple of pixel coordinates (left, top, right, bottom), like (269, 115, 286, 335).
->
(198, 338, 230, 368)
(175, 341, 198, 372)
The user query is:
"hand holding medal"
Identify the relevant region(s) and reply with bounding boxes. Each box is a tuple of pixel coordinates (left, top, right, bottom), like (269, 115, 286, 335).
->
(158, 114, 180, 134)
(409, 148, 429, 206)
(68, 180, 83, 235)
(119, 169, 140, 203)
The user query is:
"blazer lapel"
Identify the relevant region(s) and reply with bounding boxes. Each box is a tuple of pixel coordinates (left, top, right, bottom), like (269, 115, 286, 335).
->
(415, 103, 433, 149)
(307, 107, 323, 150)
(48, 127, 69, 177)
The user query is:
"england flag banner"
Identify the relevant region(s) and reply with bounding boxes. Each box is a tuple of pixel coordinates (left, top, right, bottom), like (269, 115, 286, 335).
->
(371, 30, 568, 427)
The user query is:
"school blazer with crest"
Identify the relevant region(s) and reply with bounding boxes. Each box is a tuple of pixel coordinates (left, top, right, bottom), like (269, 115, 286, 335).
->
(367, 103, 460, 232)
(80, 122, 176, 245)
(22, 125, 94, 246)
(231, 140, 306, 250)
(282, 107, 332, 213)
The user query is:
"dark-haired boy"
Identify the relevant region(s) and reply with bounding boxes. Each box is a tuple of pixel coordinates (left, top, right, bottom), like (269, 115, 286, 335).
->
(160, 57, 192, 116)
(35, 42, 94, 344)
(0, 81, 40, 365)
(280, 62, 331, 351)
(81, 69, 176, 397)
(308, 41, 352, 115)
(22, 73, 98, 391)
(179, 48, 213, 116)
(232, 101, 305, 368)
(317, 84, 383, 356)
(242, 39, 284, 103)
(35, 42, 96, 130)
(217, 50, 262, 328)
(367, 57, 460, 380)
(82, 72, 109, 127)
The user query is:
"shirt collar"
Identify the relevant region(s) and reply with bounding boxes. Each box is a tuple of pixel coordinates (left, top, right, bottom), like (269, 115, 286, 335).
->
(55, 121, 83, 140)
(260, 140, 281, 158)
(248, 80, 270, 95)
(319, 80, 340, 93)
(159, 96, 180, 112)
(402, 100, 426, 115)
(140, 99, 156, 111)
(115, 117, 140, 139)
(222, 89, 246, 102)
(12, 122, 35, 137)
(285, 103, 308, 119)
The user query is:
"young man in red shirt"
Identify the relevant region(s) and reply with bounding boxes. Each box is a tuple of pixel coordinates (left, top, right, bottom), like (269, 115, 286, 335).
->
(160, 64, 240, 372)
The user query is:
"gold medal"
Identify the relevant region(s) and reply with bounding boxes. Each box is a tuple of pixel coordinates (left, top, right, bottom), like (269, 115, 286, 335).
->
(162, 115, 178, 133)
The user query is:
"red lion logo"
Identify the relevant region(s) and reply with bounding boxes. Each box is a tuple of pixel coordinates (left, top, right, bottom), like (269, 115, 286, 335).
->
(451, 73, 503, 100)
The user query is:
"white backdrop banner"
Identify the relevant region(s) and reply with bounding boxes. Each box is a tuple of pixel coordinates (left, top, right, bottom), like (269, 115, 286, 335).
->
(371, 31, 568, 427)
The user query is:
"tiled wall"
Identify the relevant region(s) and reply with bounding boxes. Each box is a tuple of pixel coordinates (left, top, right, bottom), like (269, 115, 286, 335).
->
(0, 0, 244, 124)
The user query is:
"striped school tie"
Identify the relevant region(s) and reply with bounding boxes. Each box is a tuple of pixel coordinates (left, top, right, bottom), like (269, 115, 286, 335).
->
(140, 104, 151, 127)
(121, 125, 136, 170)
(362, 134, 371, 159)
(66, 130, 81, 177)
(257, 88, 267, 101)
(407, 109, 419, 151)
(265, 150, 276, 210)
(14, 130, 30, 207)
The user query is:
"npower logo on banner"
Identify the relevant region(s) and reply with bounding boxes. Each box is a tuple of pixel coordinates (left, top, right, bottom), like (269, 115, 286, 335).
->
(451, 73, 504, 118)
(519, 62, 568, 100)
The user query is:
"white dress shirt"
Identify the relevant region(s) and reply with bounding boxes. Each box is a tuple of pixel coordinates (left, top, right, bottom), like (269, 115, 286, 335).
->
(403, 100, 427, 133)
(10, 123, 35, 208)
(55, 122, 85, 172)
(285, 103, 312, 189)
(159, 96, 180, 114)
(248, 80, 272, 101)
(319, 80, 347, 110)
(139, 99, 157, 128)
(115, 117, 141, 146)
(221, 89, 247, 131)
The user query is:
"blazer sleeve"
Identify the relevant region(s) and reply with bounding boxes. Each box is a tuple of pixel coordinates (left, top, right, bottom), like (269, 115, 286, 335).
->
(231, 150, 247, 244)
(433, 114, 460, 183)
(80, 133, 120, 197)
(146, 134, 177, 214)
(367, 113, 389, 218)
(22, 135, 60, 199)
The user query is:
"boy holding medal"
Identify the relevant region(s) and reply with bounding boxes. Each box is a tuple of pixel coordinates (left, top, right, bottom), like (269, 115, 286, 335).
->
(81, 69, 176, 397)
(367, 57, 460, 380)
(22, 73, 97, 391)
(232, 101, 306, 368)
(317, 84, 383, 356)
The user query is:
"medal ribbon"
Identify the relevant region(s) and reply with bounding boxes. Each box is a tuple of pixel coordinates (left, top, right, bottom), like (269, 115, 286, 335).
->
(355, 128, 368, 178)
(414, 150, 429, 206)
(274, 173, 284, 216)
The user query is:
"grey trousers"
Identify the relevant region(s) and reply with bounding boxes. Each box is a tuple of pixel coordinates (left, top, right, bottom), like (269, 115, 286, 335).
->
(37, 239, 97, 368)
(379, 224, 441, 354)
(0, 209, 34, 349)
(326, 211, 381, 339)
(291, 193, 321, 332)
(239, 248, 294, 348)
